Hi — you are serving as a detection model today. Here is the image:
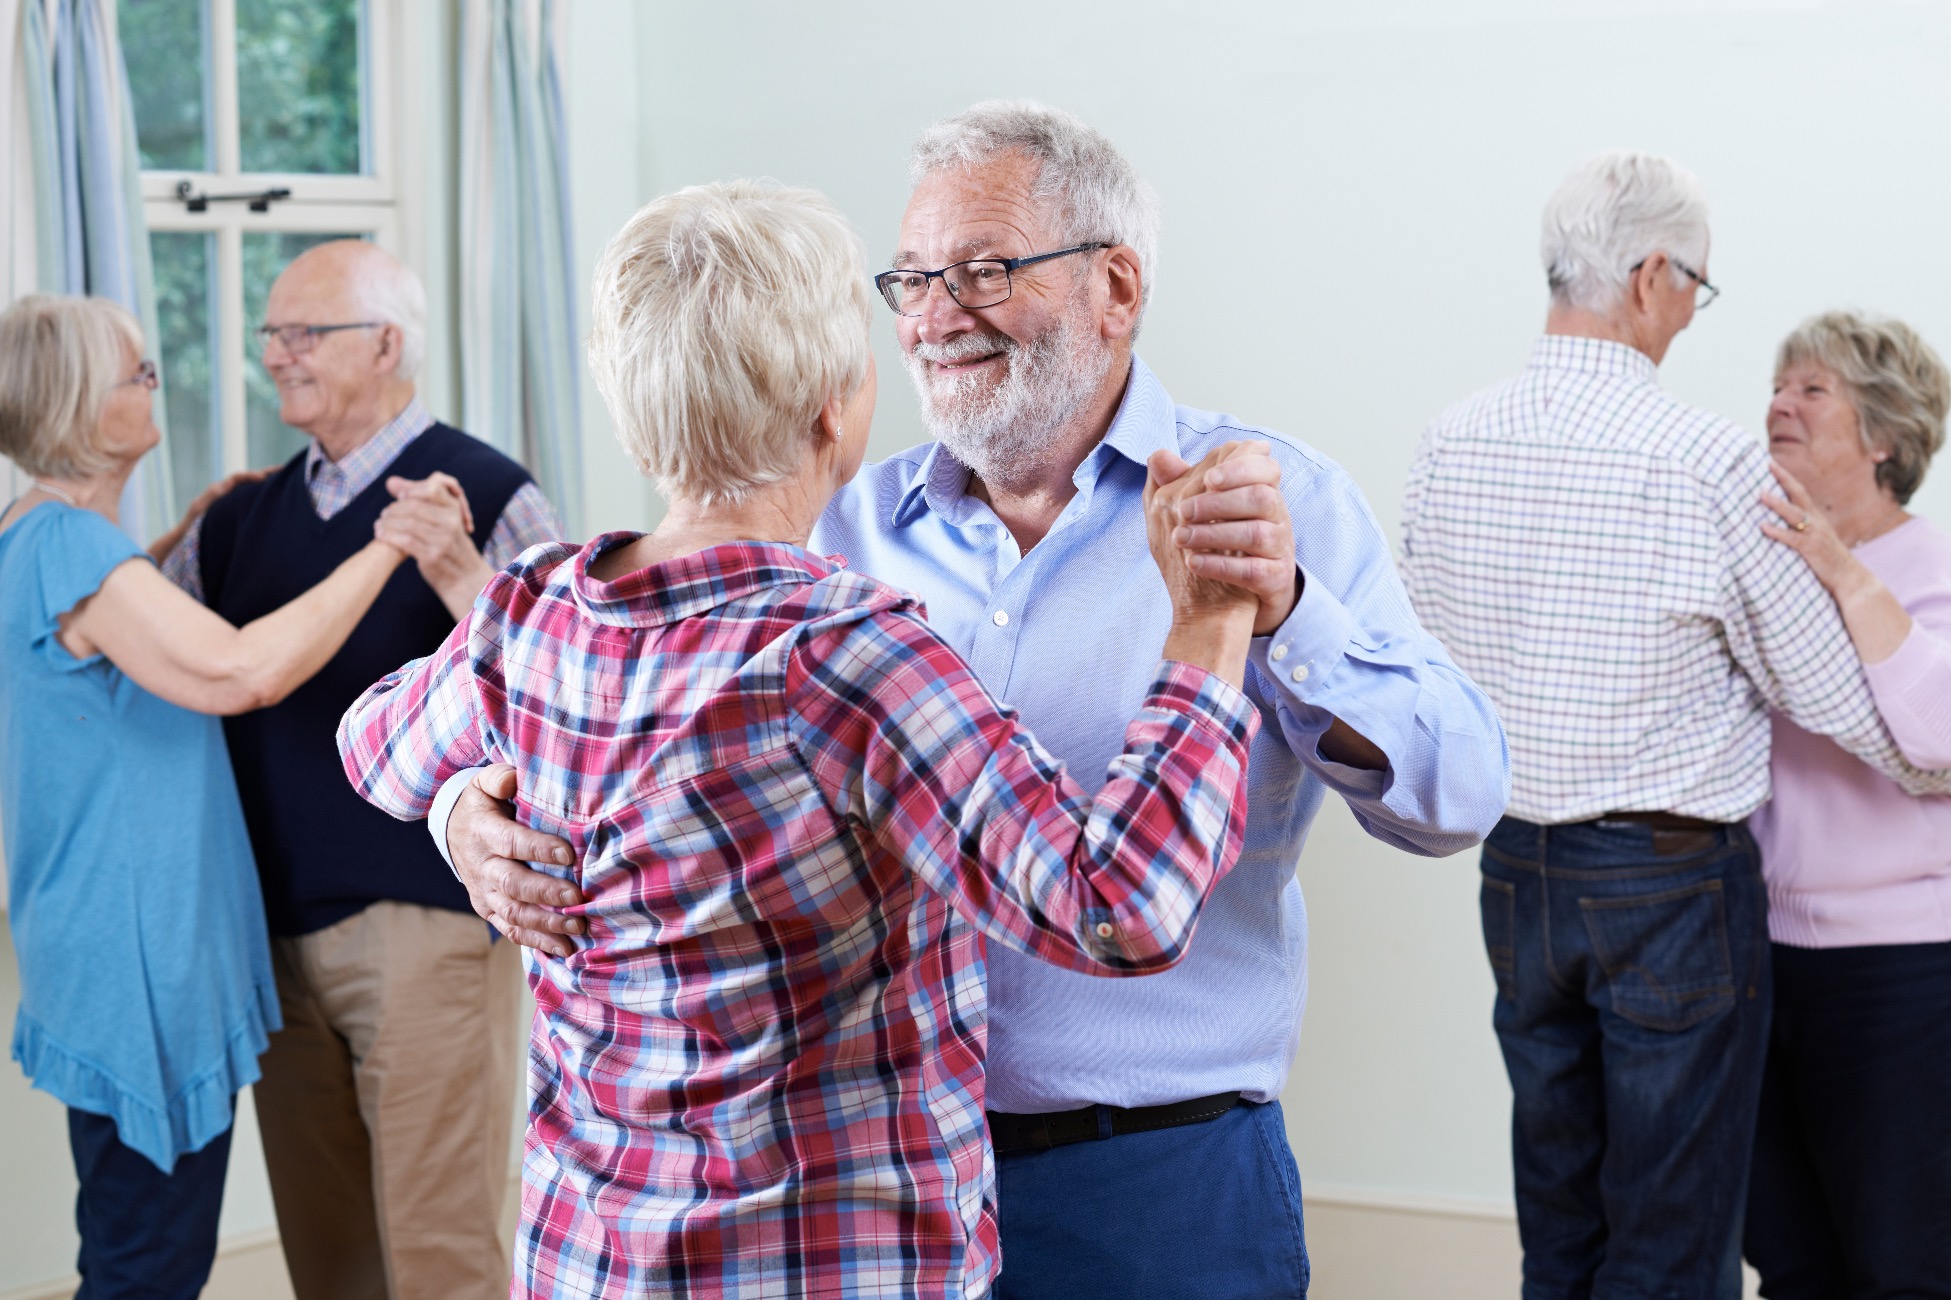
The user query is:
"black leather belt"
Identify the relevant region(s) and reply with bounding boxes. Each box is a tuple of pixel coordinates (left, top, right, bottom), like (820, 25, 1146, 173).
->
(1587, 810, 1728, 832)
(986, 1091, 1243, 1156)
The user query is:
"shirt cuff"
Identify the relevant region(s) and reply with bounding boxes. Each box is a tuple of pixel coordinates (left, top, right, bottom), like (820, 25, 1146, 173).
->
(1149, 660, 1258, 749)
(1248, 564, 1354, 700)
(429, 767, 482, 874)
(1863, 622, 1951, 769)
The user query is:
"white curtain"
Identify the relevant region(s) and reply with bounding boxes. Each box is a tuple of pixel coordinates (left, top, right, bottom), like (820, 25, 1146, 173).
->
(5, 0, 169, 536)
(458, 0, 582, 532)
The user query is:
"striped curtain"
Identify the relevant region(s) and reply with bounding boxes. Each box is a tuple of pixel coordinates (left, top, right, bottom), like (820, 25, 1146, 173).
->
(4, 0, 170, 537)
(458, 0, 583, 533)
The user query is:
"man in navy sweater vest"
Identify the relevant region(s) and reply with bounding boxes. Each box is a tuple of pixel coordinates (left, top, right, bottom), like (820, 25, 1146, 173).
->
(162, 241, 562, 1299)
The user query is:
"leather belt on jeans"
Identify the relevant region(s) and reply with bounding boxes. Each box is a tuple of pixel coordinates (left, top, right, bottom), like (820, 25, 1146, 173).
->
(1585, 810, 1728, 832)
(986, 1091, 1242, 1156)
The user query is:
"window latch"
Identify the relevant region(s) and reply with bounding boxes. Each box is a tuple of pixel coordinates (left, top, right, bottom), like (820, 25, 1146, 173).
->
(174, 180, 293, 214)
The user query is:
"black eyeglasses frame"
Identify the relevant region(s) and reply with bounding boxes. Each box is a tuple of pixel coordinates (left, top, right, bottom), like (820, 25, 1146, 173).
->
(254, 321, 385, 353)
(873, 243, 1113, 316)
(1628, 256, 1720, 310)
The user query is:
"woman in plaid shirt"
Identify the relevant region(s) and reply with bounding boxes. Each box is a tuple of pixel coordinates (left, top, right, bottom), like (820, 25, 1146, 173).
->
(337, 181, 1262, 1299)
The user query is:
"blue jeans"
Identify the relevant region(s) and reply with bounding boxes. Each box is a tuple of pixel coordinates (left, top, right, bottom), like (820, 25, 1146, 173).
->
(993, 1098, 1308, 1299)
(67, 1107, 233, 1300)
(1481, 816, 1771, 1300)
(1745, 939, 1951, 1298)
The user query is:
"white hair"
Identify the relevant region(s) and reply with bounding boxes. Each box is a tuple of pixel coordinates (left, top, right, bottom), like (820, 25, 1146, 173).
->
(1540, 151, 1711, 313)
(339, 242, 428, 382)
(909, 100, 1160, 330)
(587, 180, 872, 505)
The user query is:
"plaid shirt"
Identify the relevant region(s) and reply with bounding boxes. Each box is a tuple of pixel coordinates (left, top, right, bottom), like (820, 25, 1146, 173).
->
(337, 535, 1256, 1299)
(1400, 334, 1951, 822)
(160, 399, 562, 600)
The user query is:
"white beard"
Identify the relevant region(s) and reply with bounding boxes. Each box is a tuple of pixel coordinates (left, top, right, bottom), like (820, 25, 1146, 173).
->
(904, 311, 1114, 488)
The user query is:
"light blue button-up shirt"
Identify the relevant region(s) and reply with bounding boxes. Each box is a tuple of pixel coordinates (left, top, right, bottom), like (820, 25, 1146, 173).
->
(814, 356, 1510, 1112)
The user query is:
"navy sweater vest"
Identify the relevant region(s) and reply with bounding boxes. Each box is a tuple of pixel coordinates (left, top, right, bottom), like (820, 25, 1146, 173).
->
(200, 423, 534, 936)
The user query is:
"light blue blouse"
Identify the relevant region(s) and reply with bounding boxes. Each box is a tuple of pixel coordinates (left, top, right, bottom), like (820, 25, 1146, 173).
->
(0, 502, 279, 1171)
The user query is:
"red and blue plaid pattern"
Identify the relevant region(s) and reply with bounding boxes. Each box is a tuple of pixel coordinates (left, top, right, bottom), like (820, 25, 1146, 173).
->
(338, 533, 1256, 1299)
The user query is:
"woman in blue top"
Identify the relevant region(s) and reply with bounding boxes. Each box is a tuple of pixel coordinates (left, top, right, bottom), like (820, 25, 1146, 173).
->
(0, 294, 409, 1298)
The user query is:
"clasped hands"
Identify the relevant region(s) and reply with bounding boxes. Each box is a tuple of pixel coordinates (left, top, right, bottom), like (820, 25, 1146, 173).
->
(448, 441, 1300, 957)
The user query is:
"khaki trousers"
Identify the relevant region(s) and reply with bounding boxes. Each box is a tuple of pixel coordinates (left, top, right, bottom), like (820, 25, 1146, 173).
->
(256, 901, 523, 1300)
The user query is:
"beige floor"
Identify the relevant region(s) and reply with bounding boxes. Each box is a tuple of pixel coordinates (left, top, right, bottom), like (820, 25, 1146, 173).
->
(3, 1189, 1767, 1300)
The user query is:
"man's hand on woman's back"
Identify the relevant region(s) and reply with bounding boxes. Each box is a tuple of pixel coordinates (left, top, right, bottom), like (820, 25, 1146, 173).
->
(447, 764, 586, 956)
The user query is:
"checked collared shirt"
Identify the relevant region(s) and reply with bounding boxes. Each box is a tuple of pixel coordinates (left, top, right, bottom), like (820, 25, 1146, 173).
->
(337, 535, 1256, 1299)
(1400, 333, 1951, 823)
(161, 398, 561, 600)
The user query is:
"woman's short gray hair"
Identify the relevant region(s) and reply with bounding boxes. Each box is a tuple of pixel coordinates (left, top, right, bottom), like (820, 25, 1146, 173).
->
(909, 100, 1160, 329)
(1778, 311, 1949, 506)
(0, 294, 143, 479)
(588, 180, 872, 505)
(1540, 151, 1711, 313)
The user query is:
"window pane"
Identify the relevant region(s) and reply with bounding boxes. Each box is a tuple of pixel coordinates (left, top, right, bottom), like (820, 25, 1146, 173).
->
(120, 0, 210, 170)
(150, 231, 220, 507)
(237, 0, 363, 174)
(243, 231, 364, 466)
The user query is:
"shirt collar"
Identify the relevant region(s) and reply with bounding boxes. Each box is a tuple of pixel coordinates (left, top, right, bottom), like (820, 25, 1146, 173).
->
(890, 354, 1176, 529)
(570, 533, 837, 629)
(304, 398, 436, 488)
(1528, 334, 1659, 385)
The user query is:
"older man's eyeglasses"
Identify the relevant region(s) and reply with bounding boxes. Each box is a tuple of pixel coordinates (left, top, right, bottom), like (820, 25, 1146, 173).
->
(1629, 256, 1720, 310)
(874, 243, 1111, 316)
(255, 321, 383, 355)
(119, 359, 160, 390)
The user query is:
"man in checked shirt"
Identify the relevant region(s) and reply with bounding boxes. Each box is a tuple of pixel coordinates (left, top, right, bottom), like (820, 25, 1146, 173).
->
(160, 240, 563, 1299)
(1399, 152, 1951, 1299)
(429, 102, 1510, 1297)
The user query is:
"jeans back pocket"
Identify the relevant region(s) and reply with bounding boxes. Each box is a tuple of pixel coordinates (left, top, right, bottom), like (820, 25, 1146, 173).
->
(1480, 877, 1517, 1003)
(1579, 880, 1735, 1032)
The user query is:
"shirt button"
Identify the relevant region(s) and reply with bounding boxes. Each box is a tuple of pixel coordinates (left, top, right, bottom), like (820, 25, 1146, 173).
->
(1270, 644, 1289, 662)
(1290, 665, 1309, 684)
(992, 610, 1010, 627)
(1094, 922, 1115, 939)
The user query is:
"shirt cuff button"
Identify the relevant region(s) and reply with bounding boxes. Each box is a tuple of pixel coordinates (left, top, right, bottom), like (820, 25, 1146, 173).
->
(1093, 921, 1115, 939)
(1270, 644, 1288, 662)
(1290, 665, 1309, 684)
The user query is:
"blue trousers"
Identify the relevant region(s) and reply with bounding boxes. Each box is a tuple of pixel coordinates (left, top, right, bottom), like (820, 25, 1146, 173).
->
(1744, 939, 1951, 1298)
(67, 1107, 232, 1300)
(1481, 817, 1771, 1300)
(992, 1098, 1308, 1299)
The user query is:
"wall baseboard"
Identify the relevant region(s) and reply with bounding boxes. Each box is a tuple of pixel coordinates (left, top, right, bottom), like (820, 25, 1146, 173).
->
(0, 1184, 1760, 1300)
(0, 1228, 292, 1300)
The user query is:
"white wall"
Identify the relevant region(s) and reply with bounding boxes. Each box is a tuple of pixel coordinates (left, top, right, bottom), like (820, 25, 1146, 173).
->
(4, 0, 1948, 1291)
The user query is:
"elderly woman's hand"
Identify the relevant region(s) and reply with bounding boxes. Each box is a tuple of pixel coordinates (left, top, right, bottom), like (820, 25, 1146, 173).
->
(148, 466, 276, 563)
(1145, 444, 1261, 687)
(1761, 461, 1878, 604)
(1762, 459, 1914, 664)
(1165, 441, 1300, 636)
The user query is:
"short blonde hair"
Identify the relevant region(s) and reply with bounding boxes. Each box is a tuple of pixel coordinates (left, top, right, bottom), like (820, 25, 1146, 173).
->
(0, 294, 143, 479)
(1777, 311, 1949, 506)
(588, 180, 872, 505)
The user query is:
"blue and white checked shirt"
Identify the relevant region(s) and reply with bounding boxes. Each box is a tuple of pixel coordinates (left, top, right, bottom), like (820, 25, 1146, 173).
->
(434, 355, 1509, 1113)
(1400, 334, 1951, 824)
(161, 399, 562, 600)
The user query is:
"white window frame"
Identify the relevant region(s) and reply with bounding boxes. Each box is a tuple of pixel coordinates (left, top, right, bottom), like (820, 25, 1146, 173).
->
(138, 0, 408, 478)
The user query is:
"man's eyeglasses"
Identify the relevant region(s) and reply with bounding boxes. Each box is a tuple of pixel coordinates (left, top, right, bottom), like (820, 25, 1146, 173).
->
(1629, 256, 1720, 311)
(120, 359, 159, 390)
(255, 321, 383, 355)
(874, 243, 1111, 316)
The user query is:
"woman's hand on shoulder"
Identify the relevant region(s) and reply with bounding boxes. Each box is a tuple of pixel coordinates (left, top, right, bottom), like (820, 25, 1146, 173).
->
(1760, 460, 1875, 602)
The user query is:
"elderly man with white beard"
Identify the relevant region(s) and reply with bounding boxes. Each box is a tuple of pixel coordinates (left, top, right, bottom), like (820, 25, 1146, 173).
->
(430, 101, 1509, 1298)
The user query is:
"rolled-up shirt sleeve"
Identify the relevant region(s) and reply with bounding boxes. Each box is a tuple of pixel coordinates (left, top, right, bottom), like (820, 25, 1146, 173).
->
(1246, 452, 1510, 857)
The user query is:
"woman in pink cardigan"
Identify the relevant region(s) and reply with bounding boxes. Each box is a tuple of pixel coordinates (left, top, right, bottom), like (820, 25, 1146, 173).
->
(1745, 311, 1951, 1296)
